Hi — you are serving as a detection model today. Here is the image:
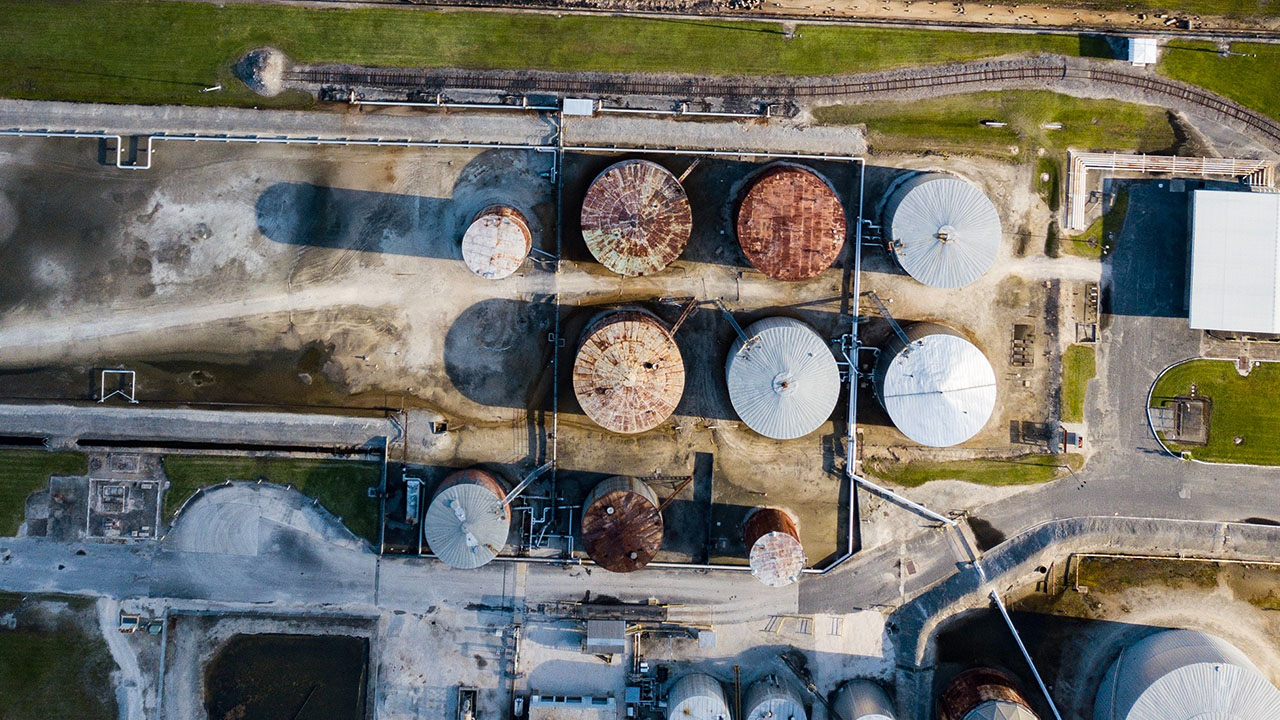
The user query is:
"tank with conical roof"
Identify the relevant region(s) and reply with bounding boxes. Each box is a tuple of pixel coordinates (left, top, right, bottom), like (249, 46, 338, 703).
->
(581, 159, 692, 277)
(461, 205, 532, 280)
(744, 674, 807, 720)
(884, 172, 1001, 289)
(573, 309, 685, 434)
(938, 668, 1039, 720)
(666, 673, 730, 720)
(736, 163, 847, 281)
(725, 316, 841, 440)
(581, 476, 664, 573)
(424, 469, 511, 569)
(744, 508, 805, 588)
(834, 680, 897, 720)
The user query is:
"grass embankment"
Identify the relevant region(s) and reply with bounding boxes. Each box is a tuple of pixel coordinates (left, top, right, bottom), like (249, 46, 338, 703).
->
(1151, 360, 1280, 465)
(1161, 42, 1280, 122)
(162, 455, 380, 542)
(1060, 345, 1097, 423)
(0, 450, 87, 536)
(865, 453, 1083, 487)
(0, 594, 118, 720)
(1063, 184, 1130, 259)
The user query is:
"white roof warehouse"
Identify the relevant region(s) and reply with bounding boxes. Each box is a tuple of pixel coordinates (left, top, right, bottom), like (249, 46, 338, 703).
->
(1189, 189, 1280, 334)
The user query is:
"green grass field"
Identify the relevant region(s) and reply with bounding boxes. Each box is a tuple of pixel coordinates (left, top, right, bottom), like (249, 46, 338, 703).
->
(0, 450, 87, 536)
(1061, 344, 1097, 423)
(1151, 360, 1280, 465)
(0, 598, 118, 720)
(162, 455, 381, 542)
(1161, 42, 1280, 122)
(865, 453, 1083, 487)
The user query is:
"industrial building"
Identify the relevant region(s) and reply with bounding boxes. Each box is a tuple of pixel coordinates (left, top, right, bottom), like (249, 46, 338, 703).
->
(665, 673, 730, 720)
(461, 205, 533, 280)
(573, 309, 686, 434)
(423, 468, 511, 569)
(885, 173, 1002, 289)
(873, 323, 997, 447)
(1187, 189, 1280, 334)
(1094, 629, 1280, 720)
(735, 163, 847, 281)
(834, 680, 897, 720)
(581, 476, 664, 573)
(743, 508, 806, 588)
(724, 317, 842, 440)
(743, 674, 807, 720)
(938, 668, 1040, 720)
(580, 159, 692, 277)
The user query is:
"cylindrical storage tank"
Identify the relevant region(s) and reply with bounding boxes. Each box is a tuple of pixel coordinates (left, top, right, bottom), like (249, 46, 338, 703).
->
(938, 668, 1039, 720)
(744, 508, 805, 588)
(725, 317, 841, 440)
(424, 469, 511, 569)
(885, 173, 1001, 289)
(744, 674, 807, 720)
(736, 163, 847, 281)
(834, 680, 897, 720)
(461, 205, 532, 280)
(667, 673, 730, 720)
(581, 476, 664, 573)
(873, 323, 996, 448)
(580, 159, 692, 277)
(1094, 629, 1280, 720)
(573, 310, 685, 434)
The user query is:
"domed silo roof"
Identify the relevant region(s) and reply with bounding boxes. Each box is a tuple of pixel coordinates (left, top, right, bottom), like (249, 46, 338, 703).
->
(736, 163, 847, 281)
(725, 317, 841, 440)
(744, 674, 808, 720)
(1094, 629, 1280, 720)
(461, 205, 532, 280)
(424, 469, 511, 569)
(939, 668, 1039, 720)
(744, 508, 805, 588)
(581, 159, 692, 277)
(581, 476, 664, 573)
(834, 679, 897, 720)
(666, 673, 730, 720)
(873, 323, 996, 447)
(886, 173, 1001, 289)
(573, 310, 685, 434)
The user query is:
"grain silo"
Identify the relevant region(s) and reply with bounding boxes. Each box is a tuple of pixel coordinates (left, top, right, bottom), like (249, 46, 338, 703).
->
(573, 310, 685, 434)
(873, 323, 996, 448)
(725, 317, 841, 440)
(424, 469, 511, 569)
(834, 680, 897, 720)
(666, 673, 730, 720)
(1094, 629, 1280, 720)
(736, 163, 847, 281)
(581, 476, 664, 573)
(885, 173, 1001, 289)
(744, 508, 805, 588)
(744, 674, 807, 720)
(580, 159, 692, 277)
(938, 668, 1039, 720)
(461, 205, 532, 280)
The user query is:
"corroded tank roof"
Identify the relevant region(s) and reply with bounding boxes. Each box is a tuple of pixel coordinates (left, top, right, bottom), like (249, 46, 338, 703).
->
(736, 164, 847, 281)
(580, 160, 692, 277)
(573, 310, 685, 434)
(424, 469, 511, 569)
(744, 507, 805, 588)
(581, 476, 664, 573)
(939, 669, 1037, 720)
(461, 205, 532, 280)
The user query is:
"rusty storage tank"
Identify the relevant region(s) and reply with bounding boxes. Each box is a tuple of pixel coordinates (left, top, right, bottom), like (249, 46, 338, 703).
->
(744, 507, 805, 588)
(424, 469, 511, 569)
(666, 673, 730, 720)
(939, 668, 1039, 720)
(744, 674, 808, 720)
(573, 309, 685, 434)
(580, 159, 692, 277)
(885, 173, 1001, 289)
(461, 205, 533, 280)
(736, 163, 847, 281)
(581, 476, 664, 573)
(834, 680, 897, 720)
(725, 317, 842, 440)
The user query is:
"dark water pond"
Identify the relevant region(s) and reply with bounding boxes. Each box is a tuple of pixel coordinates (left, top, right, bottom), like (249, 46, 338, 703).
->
(204, 633, 367, 720)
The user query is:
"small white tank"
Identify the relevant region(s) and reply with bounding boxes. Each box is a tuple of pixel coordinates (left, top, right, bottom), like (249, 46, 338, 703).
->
(833, 680, 896, 720)
(666, 673, 730, 720)
(743, 674, 807, 720)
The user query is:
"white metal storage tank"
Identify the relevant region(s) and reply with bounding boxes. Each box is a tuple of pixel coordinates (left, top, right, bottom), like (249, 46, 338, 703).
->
(744, 674, 807, 720)
(885, 173, 1001, 289)
(873, 323, 996, 447)
(833, 680, 896, 720)
(666, 673, 730, 720)
(461, 205, 532, 280)
(424, 469, 511, 569)
(1094, 629, 1280, 720)
(725, 317, 841, 440)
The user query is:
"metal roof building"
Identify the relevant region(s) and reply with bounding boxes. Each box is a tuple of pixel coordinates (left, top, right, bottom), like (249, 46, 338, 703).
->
(743, 674, 807, 720)
(885, 173, 1001, 289)
(573, 310, 686, 434)
(873, 323, 996, 447)
(1188, 190, 1280, 334)
(744, 508, 806, 588)
(833, 680, 896, 720)
(939, 668, 1039, 720)
(666, 673, 730, 720)
(581, 160, 692, 277)
(1094, 629, 1280, 720)
(725, 317, 841, 440)
(736, 163, 847, 281)
(424, 469, 510, 569)
(461, 205, 532, 280)
(581, 476, 664, 573)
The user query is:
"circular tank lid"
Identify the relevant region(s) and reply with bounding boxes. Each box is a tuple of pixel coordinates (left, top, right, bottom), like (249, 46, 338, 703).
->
(461, 205, 532, 280)
(573, 312, 685, 434)
(581, 159, 692, 277)
(889, 174, 1001, 289)
(963, 701, 1040, 720)
(749, 530, 806, 588)
(582, 481, 664, 573)
(736, 164, 847, 281)
(726, 317, 841, 440)
(424, 471, 510, 569)
(666, 674, 730, 720)
(881, 333, 996, 447)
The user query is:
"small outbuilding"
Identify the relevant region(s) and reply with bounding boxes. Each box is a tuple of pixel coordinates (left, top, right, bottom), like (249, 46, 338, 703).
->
(1127, 37, 1159, 66)
(1188, 189, 1280, 334)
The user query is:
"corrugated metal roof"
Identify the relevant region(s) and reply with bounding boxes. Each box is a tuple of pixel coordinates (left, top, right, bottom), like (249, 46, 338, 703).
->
(573, 311, 685, 434)
(833, 680, 896, 720)
(581, 476, 663, 573)
(725, 317, 841, 440)
(666, 673, 730, 720)
(736, 163, 847, 281)
(744, 508, 805, 588)
(1094, 629, 1280, 720)
(461, 205, 532, 280)
(964, 702, 1039, 720)
(744, 675, 808, 720)
(1188, 190, 1280, 333)
(581, 160, 691, 277)
(887, 174, 1001, 289)
(424, 469, 510, 569)
(874, 325, 996, 447)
